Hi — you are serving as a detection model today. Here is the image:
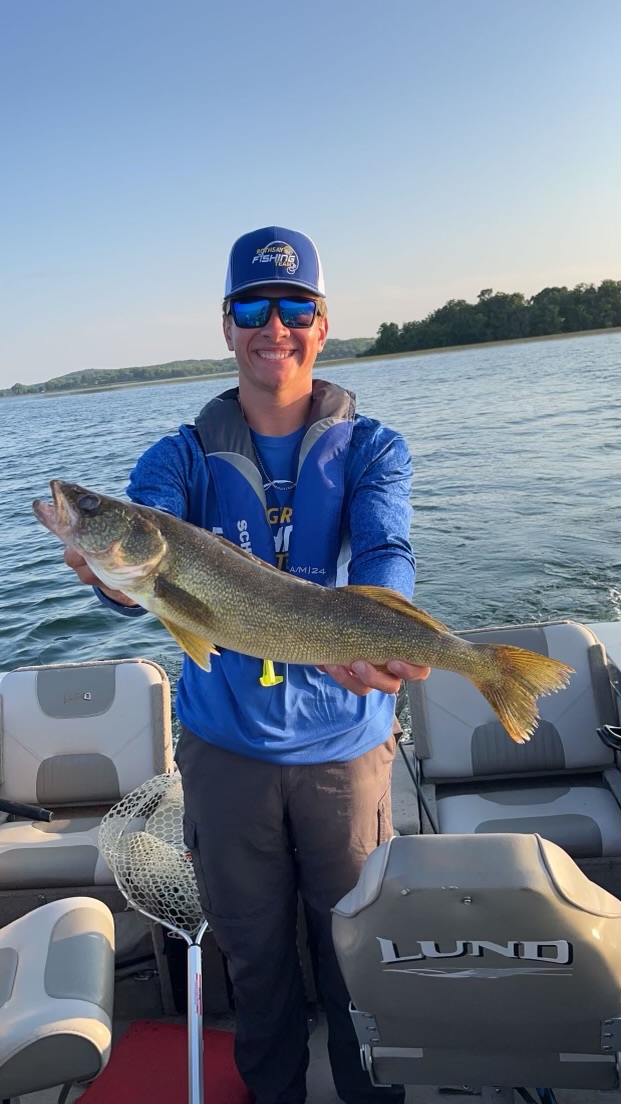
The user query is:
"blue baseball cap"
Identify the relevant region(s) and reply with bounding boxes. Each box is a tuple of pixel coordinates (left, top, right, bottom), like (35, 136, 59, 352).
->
(224, 226, 326, 298)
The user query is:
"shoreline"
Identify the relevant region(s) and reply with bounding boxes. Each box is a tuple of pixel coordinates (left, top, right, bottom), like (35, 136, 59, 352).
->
(3, 326, 619, 398)
(351, 324, 621, 364)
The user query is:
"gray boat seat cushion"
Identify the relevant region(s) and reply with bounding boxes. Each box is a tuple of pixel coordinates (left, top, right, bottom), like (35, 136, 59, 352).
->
(410, 622, 617, 783)
(435, 777, 621, 857)
(406, 622, 621, 858)
(0, 896, 114, 1099)
(332, 833, 621, 1091)
(0, 659, 173, 889)
(0, 816, 113, 889)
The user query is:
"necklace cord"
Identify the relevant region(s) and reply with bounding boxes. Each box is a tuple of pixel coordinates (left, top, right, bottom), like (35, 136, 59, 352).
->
(238, 396, 297, 491)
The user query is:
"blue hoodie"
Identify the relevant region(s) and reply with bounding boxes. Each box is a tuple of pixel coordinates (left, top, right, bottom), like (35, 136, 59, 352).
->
(97, 382, 415, 764)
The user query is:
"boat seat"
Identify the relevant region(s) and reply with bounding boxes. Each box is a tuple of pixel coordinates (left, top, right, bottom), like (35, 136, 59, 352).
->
(0, 896, 114, 1100)
(401, 621, 621, 881)
(0, 658, 173, 901)
(332, 833, 621, 1091)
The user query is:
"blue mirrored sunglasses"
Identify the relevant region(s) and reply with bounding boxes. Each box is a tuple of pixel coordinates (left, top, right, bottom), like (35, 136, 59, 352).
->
(226, 296, 320, 329)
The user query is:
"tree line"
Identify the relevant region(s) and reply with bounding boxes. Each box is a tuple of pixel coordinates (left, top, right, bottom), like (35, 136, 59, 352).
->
(1, 337, 372, 397)
(360, 280, 621, 357)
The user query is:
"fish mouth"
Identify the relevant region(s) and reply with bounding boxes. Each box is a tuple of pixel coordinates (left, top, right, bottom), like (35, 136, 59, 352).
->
(32, 480, 79, 542)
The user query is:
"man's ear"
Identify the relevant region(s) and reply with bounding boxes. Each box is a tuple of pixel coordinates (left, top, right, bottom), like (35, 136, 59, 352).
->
(316, 313, 329, 354)
(222, 314, 234, 351)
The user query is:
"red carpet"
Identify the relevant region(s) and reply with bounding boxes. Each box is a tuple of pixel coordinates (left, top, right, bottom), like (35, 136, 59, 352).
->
(79, 1020, 252, 1104)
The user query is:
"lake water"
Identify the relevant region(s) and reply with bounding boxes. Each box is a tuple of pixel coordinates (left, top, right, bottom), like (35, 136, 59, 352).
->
(0, 331, 619, 700)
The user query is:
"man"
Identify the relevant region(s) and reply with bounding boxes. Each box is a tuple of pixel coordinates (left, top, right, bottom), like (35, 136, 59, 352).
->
(66, 226, 428, 1104)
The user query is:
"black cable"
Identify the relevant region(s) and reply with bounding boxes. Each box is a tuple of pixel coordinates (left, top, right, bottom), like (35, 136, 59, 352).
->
(397, 740, 439, 834)
(597, 725, 621, 751)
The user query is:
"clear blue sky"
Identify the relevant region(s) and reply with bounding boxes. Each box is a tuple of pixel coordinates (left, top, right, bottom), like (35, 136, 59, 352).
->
(1, 0, 619, 387)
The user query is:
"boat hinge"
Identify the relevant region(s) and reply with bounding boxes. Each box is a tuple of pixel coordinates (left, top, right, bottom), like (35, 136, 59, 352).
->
(350, 1005, 380, 1046)
(601, 1018, 621, 1052)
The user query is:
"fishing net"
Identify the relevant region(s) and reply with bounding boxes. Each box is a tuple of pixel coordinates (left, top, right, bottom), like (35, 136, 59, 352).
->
(99, 772, 205, 937)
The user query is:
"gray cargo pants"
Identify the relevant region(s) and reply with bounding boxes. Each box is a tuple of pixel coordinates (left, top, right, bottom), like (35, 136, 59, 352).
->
(176, 726, 405, 1104)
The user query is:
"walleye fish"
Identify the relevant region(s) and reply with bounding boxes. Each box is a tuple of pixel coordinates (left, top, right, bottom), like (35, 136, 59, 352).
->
(33, 480, 573, 744)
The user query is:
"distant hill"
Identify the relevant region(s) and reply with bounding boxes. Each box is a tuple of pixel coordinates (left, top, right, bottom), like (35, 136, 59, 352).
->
(318, 337, 374, 361)
(1, 337, 374, 397)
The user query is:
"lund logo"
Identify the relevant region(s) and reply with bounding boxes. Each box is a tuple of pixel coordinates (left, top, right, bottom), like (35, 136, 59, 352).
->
(377, 937, 573, 975)
(64, 692, 92, 703)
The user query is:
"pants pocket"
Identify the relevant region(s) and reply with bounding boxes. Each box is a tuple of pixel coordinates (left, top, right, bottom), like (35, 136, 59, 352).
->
(182, 813, 213, 914)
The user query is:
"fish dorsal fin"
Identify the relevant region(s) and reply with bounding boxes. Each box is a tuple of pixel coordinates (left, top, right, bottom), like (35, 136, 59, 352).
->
(210, 531, 293, 578)
(344, 585, 451, 633)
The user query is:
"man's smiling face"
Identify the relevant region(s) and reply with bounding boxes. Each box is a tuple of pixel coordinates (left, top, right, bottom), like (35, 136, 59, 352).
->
(223, 283, 328, 400)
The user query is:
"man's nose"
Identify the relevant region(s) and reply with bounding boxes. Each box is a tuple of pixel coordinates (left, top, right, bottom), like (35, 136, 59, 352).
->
(261, 304, 289, 334)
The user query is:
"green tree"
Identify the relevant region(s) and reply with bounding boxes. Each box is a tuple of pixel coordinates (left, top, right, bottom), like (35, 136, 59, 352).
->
(359, 279, 620, 359)
(529, 287, 566, 336)
(594, 280, 621, 328)
(372, 322, 402, 354)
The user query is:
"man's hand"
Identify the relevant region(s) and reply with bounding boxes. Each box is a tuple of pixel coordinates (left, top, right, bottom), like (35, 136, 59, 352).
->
(318, 659, 430, 697)
(63, 547, 138, 607)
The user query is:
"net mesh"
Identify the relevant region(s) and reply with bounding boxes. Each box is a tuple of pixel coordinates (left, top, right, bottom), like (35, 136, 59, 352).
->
(99, 772, 205, 937)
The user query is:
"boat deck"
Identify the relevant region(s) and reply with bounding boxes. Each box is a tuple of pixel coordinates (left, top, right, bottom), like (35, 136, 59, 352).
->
(22, 1011, 621, 1104)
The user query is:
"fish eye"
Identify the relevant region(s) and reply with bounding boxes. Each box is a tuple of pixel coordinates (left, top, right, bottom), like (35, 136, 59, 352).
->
(78, 493, 101, 514)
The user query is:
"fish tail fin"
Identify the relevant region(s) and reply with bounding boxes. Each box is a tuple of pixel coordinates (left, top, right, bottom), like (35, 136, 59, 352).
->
(471, 645, 573, 745)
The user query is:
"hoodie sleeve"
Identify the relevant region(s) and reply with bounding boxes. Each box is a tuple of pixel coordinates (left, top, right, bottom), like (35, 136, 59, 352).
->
(347, 425, 415, 599)
(126, 431, 196, 516)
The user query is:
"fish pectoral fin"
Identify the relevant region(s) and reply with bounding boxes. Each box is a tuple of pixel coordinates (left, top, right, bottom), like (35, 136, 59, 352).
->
(153, 572, 218, 622)
(152, 574, 220, 670)
(344, 585, 451, 633)
(159, 616, 219, 671)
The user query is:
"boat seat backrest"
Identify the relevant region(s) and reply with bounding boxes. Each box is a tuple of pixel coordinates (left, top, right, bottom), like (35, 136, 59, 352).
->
(332, 833, 621, 1090)
(408, 621, 618, 783)
(0, 659, 173, 807)
(0, 896, 114, 1099)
